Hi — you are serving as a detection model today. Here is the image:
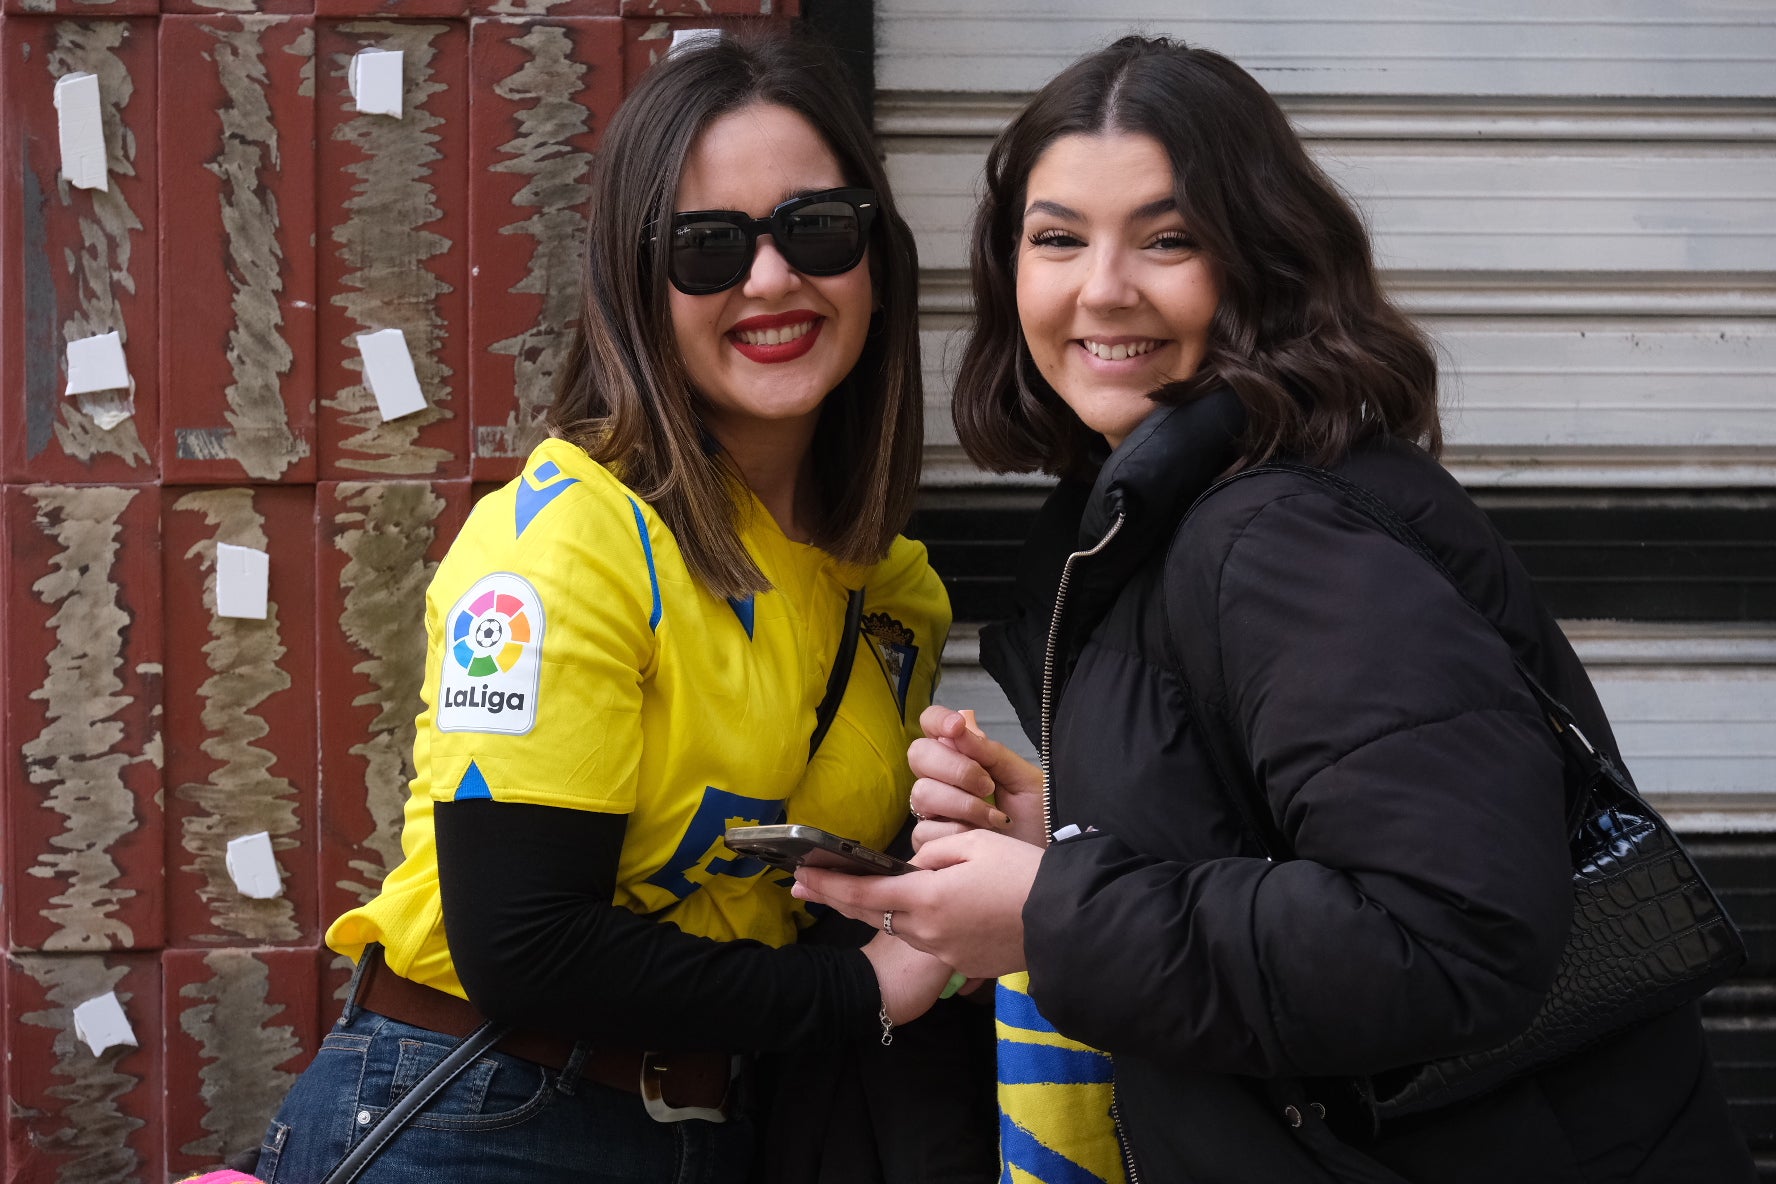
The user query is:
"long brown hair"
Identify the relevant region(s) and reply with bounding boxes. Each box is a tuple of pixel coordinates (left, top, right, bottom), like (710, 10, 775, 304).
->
(954, 36, 1439, 479)
(550, 33, 923, 599)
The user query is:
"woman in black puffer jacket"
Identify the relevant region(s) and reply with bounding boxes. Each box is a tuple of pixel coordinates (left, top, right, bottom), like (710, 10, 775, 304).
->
(794, 36, 1754, 1184)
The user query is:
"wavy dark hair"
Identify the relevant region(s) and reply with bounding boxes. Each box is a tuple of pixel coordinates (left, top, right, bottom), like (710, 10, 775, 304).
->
(954, 36, 1439, 479)
(550, 33, 923, 599)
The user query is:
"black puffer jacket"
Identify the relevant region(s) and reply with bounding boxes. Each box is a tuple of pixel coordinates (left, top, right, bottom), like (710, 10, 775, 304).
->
(981, 392, 1751, 1183)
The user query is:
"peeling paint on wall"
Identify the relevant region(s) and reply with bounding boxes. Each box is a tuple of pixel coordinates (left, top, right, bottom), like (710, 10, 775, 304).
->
(326, 949, 357, 1005)
(327, 23, 456, 475)
(15, 954, 146, 1183)
(174, 428, 240, 462)
(172, 490, 301, 943)
(176, 952, 300, 1164)
(21, 486, 148, 952)
(288, 22, 316, 98)
(198, 18, 309, 480)
(477, 24, 593, 461)
(483, 0, 590, 13)
(330, 482, 447, 903)
(23, 141, 63, 459)
(47, 20, 150, 467)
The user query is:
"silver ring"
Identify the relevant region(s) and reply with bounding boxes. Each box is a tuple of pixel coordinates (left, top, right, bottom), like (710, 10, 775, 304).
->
(883, 910, 896, 937)
(910, 810, 928, 822)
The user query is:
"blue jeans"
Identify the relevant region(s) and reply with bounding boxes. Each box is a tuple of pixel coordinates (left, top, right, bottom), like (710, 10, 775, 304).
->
(257, 1008, 753, 1183)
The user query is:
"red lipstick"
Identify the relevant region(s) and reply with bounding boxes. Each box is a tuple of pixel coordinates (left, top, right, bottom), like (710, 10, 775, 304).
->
(728, 311, 823, 364)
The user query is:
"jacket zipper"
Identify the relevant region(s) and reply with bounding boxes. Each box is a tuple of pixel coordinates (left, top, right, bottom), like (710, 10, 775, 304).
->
(1109, 1082, 1143, 1184)
(1037, 511, 1139, 1182)
(1039, 512, 1126, 841)
(1039, 474, 1269, 1182)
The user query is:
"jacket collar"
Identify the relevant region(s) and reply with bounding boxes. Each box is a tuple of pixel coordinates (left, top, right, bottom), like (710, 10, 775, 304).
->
(978, 387, 1247, 745)
(1074, 386, 1248, 590)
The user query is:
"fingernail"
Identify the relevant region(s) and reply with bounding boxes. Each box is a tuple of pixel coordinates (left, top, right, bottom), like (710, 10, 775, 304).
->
(990, 809, 1010, 828)
(789, 883, 807, 899)
(940, 971, 967, 1000)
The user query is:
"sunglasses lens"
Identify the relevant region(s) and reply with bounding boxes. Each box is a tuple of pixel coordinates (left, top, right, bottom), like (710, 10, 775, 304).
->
(663, 193, 872, 294)
(779, 200, 864, 274)
(670, 220, 750, 293)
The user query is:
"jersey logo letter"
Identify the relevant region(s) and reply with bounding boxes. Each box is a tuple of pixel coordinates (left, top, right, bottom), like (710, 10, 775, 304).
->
(437, 572, 545, 735)
(645, 788, 787, 900)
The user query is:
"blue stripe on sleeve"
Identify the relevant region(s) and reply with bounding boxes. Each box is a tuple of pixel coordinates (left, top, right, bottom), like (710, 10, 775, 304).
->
(628, 497, 662, 632)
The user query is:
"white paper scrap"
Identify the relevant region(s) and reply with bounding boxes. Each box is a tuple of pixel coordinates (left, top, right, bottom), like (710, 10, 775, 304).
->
(215, 542, 270, 620)
(54, 72, 108, 192)
(78, 383, 136, 432)
(349, 49, 405, 118)
(355, 328, 428, 421)
(71, 992, 137, 1058)
(225, 832, 283, 899)
(669, 28, 724, 57)
(65, 331, 129, 397)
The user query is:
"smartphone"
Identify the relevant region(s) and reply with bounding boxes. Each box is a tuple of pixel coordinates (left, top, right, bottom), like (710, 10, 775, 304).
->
(723, 824, 915, 876)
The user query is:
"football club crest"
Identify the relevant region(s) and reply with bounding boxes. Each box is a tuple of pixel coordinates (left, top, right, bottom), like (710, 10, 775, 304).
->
(438, 572, 545, 735)
(862, 611, 918, 720)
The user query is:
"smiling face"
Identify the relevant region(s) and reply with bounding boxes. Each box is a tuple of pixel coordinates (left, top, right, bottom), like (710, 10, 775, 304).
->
(668, 101, 874, 455)
(1015, 131, 1220, 449)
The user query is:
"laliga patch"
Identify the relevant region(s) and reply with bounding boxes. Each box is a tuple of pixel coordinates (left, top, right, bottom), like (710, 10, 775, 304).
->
(438, 573, 544, 735)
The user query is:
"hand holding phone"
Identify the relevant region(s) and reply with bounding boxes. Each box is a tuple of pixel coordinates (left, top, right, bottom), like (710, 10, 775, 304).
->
(723, 824, 914, 876)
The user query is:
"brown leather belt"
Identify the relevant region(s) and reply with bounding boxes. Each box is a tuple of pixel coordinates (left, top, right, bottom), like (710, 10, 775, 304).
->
(355, 952, 733, 1119)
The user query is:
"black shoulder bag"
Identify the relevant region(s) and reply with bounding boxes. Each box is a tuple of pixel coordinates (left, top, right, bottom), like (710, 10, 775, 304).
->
(1185, 463, 1744, 1121)
(320, 589, 867, 1184)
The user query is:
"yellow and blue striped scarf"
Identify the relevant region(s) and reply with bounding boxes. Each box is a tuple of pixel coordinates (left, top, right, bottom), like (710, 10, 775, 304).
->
(996, 972, 1127, 1183)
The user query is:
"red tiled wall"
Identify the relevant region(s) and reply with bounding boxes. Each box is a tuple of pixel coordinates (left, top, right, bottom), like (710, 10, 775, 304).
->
(0, 4, 796, 1179)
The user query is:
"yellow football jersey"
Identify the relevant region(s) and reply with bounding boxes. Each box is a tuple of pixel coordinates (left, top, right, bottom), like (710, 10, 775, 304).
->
(329, 438, 951, 996)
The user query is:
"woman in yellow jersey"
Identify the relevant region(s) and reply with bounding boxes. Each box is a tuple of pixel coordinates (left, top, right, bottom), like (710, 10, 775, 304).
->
(257, 34, 988, 1184)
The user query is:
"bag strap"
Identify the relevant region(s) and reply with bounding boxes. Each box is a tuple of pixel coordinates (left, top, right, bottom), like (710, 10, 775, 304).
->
(320, 1016, 507, 1184)
(1186, 461, 1630, 862)
(1258, 463, 1634, 818)
(809, 587, 866, 761)
(1261, 463, 1582, 735)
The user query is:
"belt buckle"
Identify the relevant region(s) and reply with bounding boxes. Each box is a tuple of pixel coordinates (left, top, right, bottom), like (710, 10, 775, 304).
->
(639, 1053, 731, 1124)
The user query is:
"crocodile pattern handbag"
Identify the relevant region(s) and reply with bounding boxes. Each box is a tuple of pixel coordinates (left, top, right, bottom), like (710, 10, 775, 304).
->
(1192, 461, 1747, 1122)
(1366, 704, 1744, 1118)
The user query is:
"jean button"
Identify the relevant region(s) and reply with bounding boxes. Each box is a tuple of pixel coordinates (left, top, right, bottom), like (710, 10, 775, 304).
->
(357, 1110, 372, 1126)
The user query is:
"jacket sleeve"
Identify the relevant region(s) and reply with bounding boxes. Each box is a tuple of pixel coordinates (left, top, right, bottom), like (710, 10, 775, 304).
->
(1023, 487, 1573, 1078)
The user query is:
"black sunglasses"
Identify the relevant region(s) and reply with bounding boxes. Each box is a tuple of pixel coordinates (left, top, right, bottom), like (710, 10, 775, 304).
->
(658, 187, 878, 296)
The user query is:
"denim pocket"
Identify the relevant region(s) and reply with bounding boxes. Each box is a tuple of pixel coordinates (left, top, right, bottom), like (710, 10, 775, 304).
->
(391, 1039, 496, 1114)
(388, 1037, 554, 1132)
